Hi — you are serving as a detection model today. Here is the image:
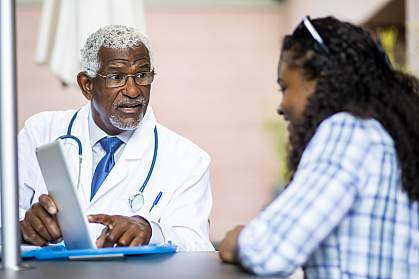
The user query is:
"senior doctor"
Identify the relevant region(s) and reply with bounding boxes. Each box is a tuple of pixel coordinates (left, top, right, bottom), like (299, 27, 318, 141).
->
(17, 25, 214, 251)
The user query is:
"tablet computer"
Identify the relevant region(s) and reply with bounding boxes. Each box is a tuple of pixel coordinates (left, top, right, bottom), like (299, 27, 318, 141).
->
(35, 139, 95, 250)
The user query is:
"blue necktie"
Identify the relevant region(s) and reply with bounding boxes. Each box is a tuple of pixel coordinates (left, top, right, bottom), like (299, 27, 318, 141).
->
(90, 137, 123, 200)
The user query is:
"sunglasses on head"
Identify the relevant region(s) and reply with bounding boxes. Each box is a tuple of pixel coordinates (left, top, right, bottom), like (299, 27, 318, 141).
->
(295, 16, 393, 71)
(297, 16, 330, 55)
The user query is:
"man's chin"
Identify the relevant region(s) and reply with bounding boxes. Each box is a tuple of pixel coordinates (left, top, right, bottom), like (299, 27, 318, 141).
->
(109, 115, 143, 131)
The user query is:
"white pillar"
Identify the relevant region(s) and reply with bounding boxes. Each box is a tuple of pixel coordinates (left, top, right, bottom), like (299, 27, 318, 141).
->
(0, 0, 21, 270)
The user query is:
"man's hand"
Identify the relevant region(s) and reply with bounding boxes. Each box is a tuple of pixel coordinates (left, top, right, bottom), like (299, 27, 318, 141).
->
(20, 194, 62, 246)
(219, 225, 244, 264)
(88, 214, 152, 248)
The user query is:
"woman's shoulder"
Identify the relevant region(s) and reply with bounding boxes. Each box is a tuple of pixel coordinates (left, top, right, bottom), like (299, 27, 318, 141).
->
(317, 112, 394, 146)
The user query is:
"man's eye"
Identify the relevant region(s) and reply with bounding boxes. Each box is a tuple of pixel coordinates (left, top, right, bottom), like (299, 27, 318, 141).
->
(108, 74, 124, 80)
(135, 73, 146, 79)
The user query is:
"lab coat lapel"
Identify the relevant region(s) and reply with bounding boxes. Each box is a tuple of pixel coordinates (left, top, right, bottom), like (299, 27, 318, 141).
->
(88, 107, 157, 207)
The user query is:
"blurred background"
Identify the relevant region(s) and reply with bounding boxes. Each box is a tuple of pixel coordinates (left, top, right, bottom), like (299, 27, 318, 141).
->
(15, 0, 419, 244)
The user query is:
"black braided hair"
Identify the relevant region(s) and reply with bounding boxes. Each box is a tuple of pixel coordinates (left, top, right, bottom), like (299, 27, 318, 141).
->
(281, 16, 419, 201)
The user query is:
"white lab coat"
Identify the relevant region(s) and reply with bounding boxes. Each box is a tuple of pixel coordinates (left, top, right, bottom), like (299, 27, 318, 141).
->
(17, 103, 214, 251)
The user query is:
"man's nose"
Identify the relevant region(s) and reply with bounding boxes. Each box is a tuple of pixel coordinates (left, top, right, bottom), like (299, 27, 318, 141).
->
(123, 76, 141, 98)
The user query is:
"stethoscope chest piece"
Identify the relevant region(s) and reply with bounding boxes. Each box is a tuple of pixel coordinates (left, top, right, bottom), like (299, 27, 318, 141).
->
(128, 192, 144, 212)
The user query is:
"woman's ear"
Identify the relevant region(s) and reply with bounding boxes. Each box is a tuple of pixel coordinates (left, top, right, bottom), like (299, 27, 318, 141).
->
(77, 72, 93, 100)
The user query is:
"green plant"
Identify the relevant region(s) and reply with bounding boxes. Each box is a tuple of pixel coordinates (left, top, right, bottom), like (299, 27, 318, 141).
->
(377, 27, 408, 73)
(265, 118, 289, 191)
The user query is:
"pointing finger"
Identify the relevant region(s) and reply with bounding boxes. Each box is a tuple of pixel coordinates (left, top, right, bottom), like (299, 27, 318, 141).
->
(88, 214, 112, 225)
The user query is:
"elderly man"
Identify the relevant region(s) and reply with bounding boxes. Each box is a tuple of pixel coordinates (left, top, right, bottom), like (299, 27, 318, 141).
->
(18, 25, 213, 251)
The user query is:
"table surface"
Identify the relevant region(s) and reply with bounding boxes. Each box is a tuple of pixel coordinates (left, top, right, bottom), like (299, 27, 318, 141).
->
(0, 252, 303, 279)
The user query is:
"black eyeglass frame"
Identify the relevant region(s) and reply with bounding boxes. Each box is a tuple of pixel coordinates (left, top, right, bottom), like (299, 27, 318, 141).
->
(96, 69, 156, 88)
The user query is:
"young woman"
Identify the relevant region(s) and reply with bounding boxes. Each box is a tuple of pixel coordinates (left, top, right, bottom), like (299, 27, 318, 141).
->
(219, 16, 419, 278)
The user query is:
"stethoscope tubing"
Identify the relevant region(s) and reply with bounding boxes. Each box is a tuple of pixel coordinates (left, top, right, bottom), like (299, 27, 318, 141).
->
(57, 111, 158, 209)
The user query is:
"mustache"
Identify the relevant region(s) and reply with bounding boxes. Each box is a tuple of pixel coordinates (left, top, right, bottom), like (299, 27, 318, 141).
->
(112, 97, 147, 109)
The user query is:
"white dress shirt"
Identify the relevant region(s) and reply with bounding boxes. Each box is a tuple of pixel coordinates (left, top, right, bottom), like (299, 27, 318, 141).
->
(88, 112, 133, 176)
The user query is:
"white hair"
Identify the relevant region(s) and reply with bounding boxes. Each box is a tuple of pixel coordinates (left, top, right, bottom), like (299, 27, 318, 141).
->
(80, 25, 153, 77)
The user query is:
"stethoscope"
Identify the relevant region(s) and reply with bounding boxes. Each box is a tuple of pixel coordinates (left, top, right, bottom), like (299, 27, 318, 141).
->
(58, 111, 158, 212)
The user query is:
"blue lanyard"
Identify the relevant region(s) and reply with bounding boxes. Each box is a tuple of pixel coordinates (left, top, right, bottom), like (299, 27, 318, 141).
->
(61, 111, 158, 194)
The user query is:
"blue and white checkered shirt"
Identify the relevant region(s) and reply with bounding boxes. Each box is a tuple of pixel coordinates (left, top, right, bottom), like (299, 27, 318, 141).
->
(238, 112, 419, 278)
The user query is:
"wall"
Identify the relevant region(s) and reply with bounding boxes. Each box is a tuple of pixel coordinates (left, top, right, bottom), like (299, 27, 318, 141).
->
(16, 3, 284, 242)
(282, 0, 391, 32)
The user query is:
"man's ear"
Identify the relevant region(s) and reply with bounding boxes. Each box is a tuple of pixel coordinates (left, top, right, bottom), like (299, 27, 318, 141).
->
(77, 72, 94, 100)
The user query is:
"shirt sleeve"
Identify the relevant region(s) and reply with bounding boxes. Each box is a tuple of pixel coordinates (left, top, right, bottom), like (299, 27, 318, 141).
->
(237, 113, 373, 276)
(0, 125, 35, 227)
(17, 122, 43, 221)
(148, 221, 165, 243)
(147, 168, 214, 251)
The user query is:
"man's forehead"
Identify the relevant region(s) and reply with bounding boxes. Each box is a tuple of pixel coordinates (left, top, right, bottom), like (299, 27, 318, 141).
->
(98, 45, 150, 64)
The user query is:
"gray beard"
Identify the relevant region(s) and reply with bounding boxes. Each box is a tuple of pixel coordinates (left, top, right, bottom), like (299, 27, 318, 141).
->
(109, 111, 144, 131)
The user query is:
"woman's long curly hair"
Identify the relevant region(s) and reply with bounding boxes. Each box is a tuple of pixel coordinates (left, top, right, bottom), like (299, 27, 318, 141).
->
(282, 16, 419, 201)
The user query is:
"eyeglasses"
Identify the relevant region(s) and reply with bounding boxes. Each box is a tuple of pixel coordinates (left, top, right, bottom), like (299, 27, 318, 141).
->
(302, 16, 330, 54)
(96, 70, 156, 88)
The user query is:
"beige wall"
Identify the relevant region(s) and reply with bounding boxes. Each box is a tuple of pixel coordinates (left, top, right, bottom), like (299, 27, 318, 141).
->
(17, 4, 284, 242)
(407, 0, 419, 75)
(16, 0, 402, 243)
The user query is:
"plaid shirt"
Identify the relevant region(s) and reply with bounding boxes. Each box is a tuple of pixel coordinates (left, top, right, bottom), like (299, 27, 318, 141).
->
(238, 113, 419, 278)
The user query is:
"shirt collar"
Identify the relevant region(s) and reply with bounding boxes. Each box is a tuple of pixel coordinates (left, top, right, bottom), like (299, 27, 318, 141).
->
(88, 112, 134, 147)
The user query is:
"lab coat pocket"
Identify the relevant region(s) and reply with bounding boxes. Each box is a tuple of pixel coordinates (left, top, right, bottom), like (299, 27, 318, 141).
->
(146, 203, 162, 224)
(145, 189, 169, 224)
(113, 195, 161, 223)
